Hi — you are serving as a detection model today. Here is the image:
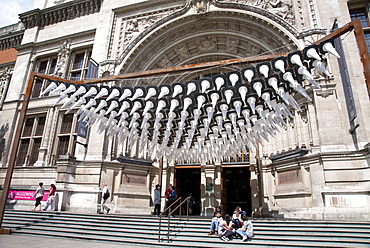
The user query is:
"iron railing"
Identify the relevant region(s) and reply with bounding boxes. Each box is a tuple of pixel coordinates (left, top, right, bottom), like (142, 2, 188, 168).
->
(158, 196, 190, 242)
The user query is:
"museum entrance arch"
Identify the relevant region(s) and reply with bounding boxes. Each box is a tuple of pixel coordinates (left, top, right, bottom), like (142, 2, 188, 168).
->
(174, 165, 201, 215)
(221, 166, 252, 216)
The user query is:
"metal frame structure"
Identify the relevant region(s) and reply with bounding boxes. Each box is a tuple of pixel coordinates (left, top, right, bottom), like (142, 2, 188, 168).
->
(0, 18, 369, 231)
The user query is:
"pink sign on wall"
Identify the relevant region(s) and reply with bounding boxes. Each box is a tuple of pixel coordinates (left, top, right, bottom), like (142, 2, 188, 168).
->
(7, 190, 49, 201)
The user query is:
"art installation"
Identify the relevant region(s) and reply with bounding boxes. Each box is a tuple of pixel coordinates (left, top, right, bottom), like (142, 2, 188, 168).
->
(41, 39, 340, 164)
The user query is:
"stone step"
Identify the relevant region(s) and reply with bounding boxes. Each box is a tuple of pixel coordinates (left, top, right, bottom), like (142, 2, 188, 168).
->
(3, 210, 370, 248)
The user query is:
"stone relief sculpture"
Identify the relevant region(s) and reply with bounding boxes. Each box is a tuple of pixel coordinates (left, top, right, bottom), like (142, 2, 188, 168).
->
(197, 36, 217, 52)
(218, 0, 295, 25)
(225, 37, 239, 54)
(54, 40, 71, 78)
(158, 55, 173, 69)
(176, 45, 190, 60)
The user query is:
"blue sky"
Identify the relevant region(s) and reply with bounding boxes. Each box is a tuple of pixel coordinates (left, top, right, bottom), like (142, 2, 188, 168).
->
(0, 0, 34, 27)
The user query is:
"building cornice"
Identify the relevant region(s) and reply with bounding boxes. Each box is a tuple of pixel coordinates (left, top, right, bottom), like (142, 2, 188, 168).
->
(19, 0, 102, 29)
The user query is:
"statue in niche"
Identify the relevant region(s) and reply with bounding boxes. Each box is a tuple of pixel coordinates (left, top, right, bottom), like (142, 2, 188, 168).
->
(176, 45, 190, 60)
(55, 40, 70, 78)
(0, 67, 12, 100)
(191, 0, 211, 13)
(197, 36, 217, 52)
(225, 37, 239, 54)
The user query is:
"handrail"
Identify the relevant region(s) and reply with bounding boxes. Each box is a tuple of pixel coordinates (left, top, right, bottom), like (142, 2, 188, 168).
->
(158, 196, 190, 243)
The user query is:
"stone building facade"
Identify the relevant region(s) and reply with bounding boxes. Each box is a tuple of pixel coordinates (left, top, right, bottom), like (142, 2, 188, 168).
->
(0, 0, 369, 220)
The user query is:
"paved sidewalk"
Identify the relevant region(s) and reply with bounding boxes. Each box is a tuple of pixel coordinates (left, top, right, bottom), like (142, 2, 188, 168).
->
(0, 234, 155, 248)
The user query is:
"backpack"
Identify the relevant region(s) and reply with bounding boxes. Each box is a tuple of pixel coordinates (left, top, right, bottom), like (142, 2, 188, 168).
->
(103, 192, 110, 200)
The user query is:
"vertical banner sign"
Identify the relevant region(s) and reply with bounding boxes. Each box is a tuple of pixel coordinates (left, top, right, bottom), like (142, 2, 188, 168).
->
(333, 21, 357, 122)
(86, 58, 99, 79)
(77, 119, 88, 138)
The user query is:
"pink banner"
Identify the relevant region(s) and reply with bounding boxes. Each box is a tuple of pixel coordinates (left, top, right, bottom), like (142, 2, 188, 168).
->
(7, 190, 49, 201)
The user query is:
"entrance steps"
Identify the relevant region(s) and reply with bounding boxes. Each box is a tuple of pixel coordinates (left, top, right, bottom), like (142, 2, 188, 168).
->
(2, 210, 370, 247)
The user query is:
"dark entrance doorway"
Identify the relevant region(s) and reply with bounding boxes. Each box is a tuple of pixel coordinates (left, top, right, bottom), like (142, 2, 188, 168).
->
(221, 166, 251, 216)
(175, 166, 201, 215)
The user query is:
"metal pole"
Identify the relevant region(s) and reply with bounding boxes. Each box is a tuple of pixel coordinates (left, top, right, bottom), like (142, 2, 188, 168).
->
(0, 72, 37, 232)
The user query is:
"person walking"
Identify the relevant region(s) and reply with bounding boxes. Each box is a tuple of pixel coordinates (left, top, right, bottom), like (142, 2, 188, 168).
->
(43, 184, 57, 211)
(32, 182, 44, 211)
(153, 184, 161, 216)
(101, 183, 111, 214)
(164, 184, 172, 216)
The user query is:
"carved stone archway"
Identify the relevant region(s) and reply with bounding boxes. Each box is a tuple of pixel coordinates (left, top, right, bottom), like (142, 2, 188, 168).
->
(116, 7, 299, 85)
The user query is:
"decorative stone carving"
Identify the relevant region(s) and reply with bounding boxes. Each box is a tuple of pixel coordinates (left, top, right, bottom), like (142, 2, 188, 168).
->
(216, 0, 295, 25)
(225, 37, 239, 54)
(19, 0, 103, 29)
(176, 44, 190, 60)
(267, 0, 294, 25)
(0, 67, 13, 109)
(54, 40, 71, 78)
(157, 55, 173, 69)
(197, 36, 217, 52)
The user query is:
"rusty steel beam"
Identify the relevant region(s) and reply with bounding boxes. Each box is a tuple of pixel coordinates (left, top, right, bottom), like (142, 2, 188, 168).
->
(0, 72, 37, 230)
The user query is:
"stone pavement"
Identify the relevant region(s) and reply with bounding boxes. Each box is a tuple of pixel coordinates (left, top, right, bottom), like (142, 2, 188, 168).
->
(0, 234, 157, 248)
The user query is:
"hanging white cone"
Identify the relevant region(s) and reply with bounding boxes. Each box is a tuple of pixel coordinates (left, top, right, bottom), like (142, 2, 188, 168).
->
(268, 77, 279, 93)
(130, 88, 144, 101)
(169, 98, 179, 113)
(94, 100, 107, 113)
(322, 41, 340, 58)
(106, 88, 121, 101)
(130, 101, 142, 115)
(206, 106, 213, 123)
(247, 96, 256, 114)
(94, 87, 109, 100)
(210, 92, 219, 109)
(156, 100, 167, 114)
(145, 87, 157, 100)
(186, 82, 197, 95)
(258, 64, 270, 78)
(142, 101, 154, 116)
(40, 82, 57, 96)
(252, 81, 263, 97)
(220, 104, 228, 121)
(283, 72, 296, 86)
(119, 88, 133, 101)
(117, 101, 130, 116)
(82, 86, 98, 99)
(67, 97, 86, 113)
(197, 95, 206, 110)
(158, 86, 170, 99)
(215, 76, 225, 90)
(106, 100, 119, 115)
(228, 73, 239, 86)
(313, 60, 331, 77)
(243, 69, 254, 83)
(172, 84, 183, 98)
(298, 66, 321, 89)
(273, 59, 285, 73)
(183, 97, 192, 112)
(238, 86, 248, 105)
(224, 89, 233, 104)
(262, 92, 272, 110)
(50, 83, 67, 94)
(233, 101, 242, 118)
(201, 79, 210, 93)
(54, 93, 68, 106)
(61, 96, 76, 109)
(70, 86, 87, 99)
(290, 53, 304, 67)
(305, 47, 321, 61)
